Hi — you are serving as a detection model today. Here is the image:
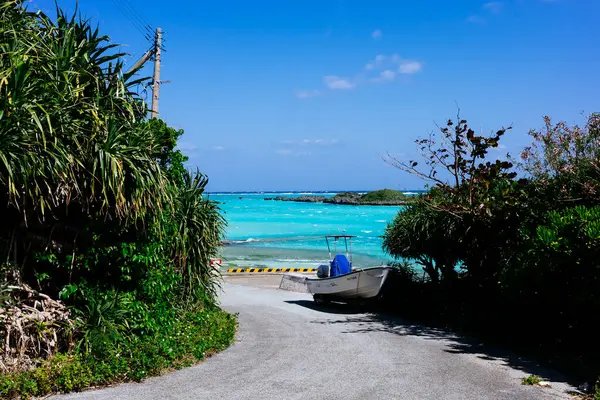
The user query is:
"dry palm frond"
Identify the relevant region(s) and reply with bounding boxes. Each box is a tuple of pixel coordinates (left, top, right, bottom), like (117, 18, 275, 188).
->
(0, 283, 76, 373)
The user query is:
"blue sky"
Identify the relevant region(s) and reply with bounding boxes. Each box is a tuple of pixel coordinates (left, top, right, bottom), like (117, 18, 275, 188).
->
(32, 0, 600, 191)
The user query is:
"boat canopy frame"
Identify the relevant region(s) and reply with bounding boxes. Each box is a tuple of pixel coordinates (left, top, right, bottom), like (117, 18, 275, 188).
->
(324, 235, 355, 264)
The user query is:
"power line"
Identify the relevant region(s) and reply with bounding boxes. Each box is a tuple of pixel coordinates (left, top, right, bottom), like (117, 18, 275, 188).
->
(114, 0, 149, 31)
(121, 0, 153, 34)
(109, 0, 153, 41)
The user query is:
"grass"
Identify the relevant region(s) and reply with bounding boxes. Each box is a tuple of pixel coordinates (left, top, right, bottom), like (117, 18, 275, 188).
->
(521, 374, 542, 385)
(0, 310, 237, 399)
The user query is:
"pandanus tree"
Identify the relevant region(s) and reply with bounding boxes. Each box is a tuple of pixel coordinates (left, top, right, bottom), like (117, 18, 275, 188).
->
(0, 1, 170, 284)
(0, 0, 226, 304)
(0, 0, 227, 374)
(1, 1, 165, 219)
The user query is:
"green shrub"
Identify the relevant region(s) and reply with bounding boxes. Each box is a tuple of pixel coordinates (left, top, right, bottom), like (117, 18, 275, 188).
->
(521, 374, 542, 385)
(380, 114, 600, 377)
(0, 4, 234, 399)
(383, 202, 462, 283)
(0, 310, 236, 399)
(361, 189, 406, 202)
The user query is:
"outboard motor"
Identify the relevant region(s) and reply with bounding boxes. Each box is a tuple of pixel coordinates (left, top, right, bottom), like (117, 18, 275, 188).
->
(317, 264, 329, 278)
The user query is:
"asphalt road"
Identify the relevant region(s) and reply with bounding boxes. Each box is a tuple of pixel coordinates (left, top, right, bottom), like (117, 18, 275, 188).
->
(54, 278, 575, 400)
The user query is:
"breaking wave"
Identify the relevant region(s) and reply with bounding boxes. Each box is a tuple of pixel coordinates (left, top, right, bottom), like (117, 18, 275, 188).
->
(222, 235, 324, 246)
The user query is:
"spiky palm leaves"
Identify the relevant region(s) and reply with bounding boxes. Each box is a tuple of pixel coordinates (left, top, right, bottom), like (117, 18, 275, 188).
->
(0, 0, 171, 281)
(1, 1, 226, 309)
(172, 173, 226, 304)
(0, 2, 227, 372)
(0, 1, 164, 224)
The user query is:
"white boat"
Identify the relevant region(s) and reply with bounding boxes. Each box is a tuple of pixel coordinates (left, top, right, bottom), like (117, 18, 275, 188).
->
(279, 235, 392, 303)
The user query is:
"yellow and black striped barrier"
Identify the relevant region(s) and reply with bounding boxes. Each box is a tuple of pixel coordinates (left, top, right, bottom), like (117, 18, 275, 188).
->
(226, 267, 317, 273)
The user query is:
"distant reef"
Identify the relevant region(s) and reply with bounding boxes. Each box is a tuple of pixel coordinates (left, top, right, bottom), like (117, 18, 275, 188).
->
(264, 189, 414, 206)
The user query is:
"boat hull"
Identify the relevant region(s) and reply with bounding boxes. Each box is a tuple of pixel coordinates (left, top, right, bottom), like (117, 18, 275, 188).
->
(306, 266, 391, 299)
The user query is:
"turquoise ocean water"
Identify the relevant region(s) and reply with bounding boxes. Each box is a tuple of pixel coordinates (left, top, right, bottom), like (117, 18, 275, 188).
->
(210, 192, 416, 269)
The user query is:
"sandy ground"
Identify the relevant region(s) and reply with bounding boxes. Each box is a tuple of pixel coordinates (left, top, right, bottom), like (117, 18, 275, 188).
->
(222, 273, 286, 289)
(53, 275, 577, 400)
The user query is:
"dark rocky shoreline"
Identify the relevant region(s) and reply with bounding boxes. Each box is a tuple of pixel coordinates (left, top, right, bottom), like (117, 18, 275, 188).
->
(264, 192, 412, 206)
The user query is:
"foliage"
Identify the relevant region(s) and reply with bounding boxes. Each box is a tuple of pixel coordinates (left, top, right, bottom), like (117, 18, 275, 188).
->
(521, 114, 600, 200)
(521, 374, 542, 386)
(0, 310, 236, 399)
(0, 0, 226, 302)
(388, 261, 419, 282)
(501, 206, 600, 353)
(0, 2, 232, 396)
(0, 1, 164, 224)
(73, 290, 137, 356)
(383, 116, 524, 284)
(331, 192, 362, 202)
(326, 190, 410, 205)
(383, 203, 461, 283)
(382, 112, 600, 380)
(170, 173, 226, 304)
(384, 115, 514, 208)
(360, 189, 406, 202)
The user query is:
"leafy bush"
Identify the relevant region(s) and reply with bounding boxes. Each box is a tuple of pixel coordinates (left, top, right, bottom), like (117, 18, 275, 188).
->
(361, 189, 406, 202)
(383, 202, 461, 283)
(0, 310, 236, 399)
(521, 374, 542, 385)
(501, 206, 600, 356)
(383, 117, 524, 285)
(382, 113, 600, 380)
(0, 3, 233, 397)
(0, 0, 227, 299)
(521, 114, 600, 203)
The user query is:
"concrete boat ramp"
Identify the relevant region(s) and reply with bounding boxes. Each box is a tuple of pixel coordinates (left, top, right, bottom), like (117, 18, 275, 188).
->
(54, 274, 576, 400)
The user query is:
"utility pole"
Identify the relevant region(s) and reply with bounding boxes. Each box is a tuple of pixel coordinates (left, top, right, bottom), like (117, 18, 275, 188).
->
(151, 27, 162, 119)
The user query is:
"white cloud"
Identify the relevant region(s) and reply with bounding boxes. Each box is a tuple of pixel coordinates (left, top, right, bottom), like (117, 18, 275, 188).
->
(398, 61, 423, 74)
(282, 139, 339, 146)
(371, 29, 382, 39)
(295, 89, 321, 99)
(307, 139, 339, 145)
(323, 75, 355, 89)
(366, 54, 422, 76)
(212, 146, 226, 151)
(372, 69, 396, 83)
(467, 15, 486, 24)
(177, 142, 198, 152)
(365, 54, 391, 70)
(298, 53, 422, 96)
(276, 149, 315, 156)
(380, 70, 396, 81)
(483, 1, 503, 13)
